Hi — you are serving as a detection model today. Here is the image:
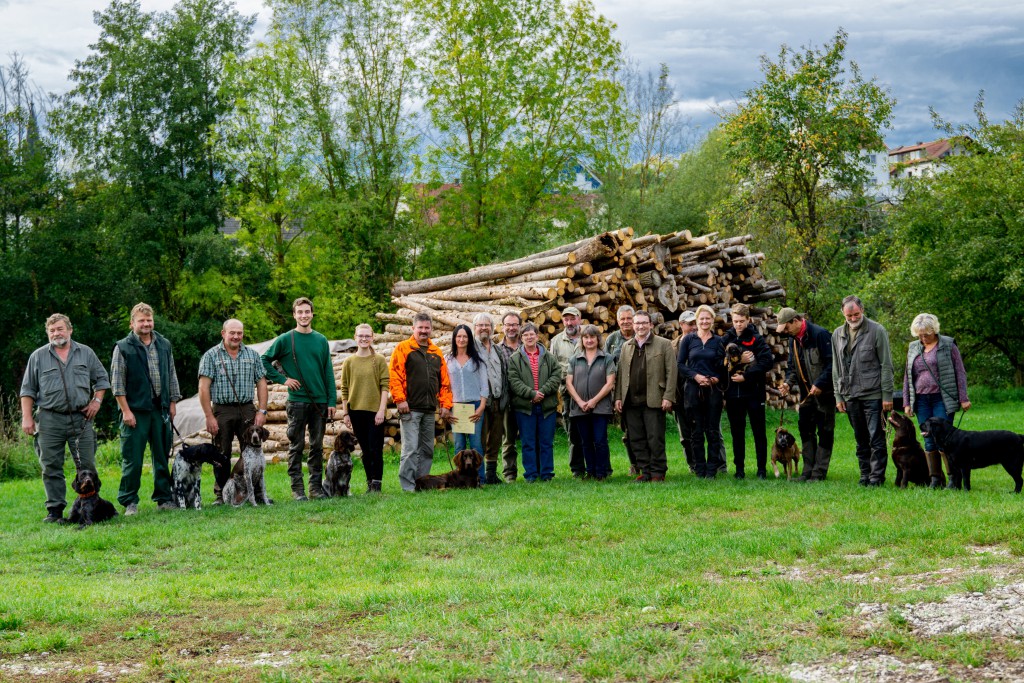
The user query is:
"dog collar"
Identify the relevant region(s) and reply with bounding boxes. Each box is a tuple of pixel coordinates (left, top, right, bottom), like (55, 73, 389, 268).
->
(77, 491, 97, 499)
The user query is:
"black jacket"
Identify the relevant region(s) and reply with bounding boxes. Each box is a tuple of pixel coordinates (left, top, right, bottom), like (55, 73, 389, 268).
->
(784, 320, 834, 397)
(721, 326, 773, 400)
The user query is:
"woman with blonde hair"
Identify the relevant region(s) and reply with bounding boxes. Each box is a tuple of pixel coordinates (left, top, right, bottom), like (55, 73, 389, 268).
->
(902, 313, 970, 488)
(676, 304, 726, 478)
(340, 323, 389, 492)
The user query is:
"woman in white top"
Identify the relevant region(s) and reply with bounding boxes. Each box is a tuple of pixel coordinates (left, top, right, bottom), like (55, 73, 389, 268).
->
(445, 324, 489, 484)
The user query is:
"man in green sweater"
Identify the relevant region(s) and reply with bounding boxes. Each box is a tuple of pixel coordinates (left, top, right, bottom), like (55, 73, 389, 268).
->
(261, 298, 337, 500)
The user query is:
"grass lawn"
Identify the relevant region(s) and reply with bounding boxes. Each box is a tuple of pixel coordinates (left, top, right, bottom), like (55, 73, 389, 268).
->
(2, 405, 1024, 682)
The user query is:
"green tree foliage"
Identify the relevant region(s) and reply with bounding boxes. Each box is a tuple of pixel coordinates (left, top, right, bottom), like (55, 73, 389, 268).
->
(873, 97, 1024, 385)
(719, 28, 894, 322)
(51, 0, 254, 317)
(412, 0, 628, 273)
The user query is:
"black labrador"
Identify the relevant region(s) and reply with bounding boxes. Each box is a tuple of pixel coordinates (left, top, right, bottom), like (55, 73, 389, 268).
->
(921, 417, 1024, 492)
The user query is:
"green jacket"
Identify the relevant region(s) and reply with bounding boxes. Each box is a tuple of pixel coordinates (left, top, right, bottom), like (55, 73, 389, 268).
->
(507, 344, 563, 417)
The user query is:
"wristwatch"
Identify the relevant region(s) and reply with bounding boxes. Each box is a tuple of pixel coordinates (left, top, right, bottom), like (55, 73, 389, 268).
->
(259, 409, 268, 415)
(91, 397, 101, 404)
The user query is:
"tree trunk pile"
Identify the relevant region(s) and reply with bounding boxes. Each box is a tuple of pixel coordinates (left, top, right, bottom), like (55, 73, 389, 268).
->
(183, 228, 795, 458)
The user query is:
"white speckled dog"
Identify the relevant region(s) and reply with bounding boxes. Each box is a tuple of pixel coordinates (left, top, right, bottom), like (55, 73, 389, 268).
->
(222, 425, 272, 507)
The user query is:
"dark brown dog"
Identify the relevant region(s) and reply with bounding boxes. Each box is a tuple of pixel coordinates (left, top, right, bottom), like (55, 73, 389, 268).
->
(724, 342, 749, 377)
(922, 417, 1024, 492)
(323, 431, 358, 497)
(67, 470, 118, 528)
(771, 427, 800, 479)
(887, 412, 930, 488)
(415, 449, 484, 491)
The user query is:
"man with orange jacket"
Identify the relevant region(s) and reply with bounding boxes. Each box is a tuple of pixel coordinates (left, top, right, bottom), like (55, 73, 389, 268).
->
(389, 313, 454, 491)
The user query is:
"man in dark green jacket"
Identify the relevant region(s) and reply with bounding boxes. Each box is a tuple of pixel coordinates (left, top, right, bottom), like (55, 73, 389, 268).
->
(111, 303, 181, 515)
(261, 297, 337, 500)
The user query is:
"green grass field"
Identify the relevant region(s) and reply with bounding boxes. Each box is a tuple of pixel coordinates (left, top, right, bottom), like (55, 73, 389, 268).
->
(2, 405, 1024, 682)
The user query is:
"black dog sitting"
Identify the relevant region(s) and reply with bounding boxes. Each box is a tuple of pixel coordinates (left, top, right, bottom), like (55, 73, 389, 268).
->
(922, 417, 1024, 492)
(415, 449, 483, 491)
(887, 412, 930, 488)
(172, 443, 231, 509)
(67, 469, 118, 528)
(323, 431, 358, 497)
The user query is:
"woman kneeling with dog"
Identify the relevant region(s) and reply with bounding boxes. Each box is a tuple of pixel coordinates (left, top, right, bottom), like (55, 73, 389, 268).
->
(902, 313, 971, 488)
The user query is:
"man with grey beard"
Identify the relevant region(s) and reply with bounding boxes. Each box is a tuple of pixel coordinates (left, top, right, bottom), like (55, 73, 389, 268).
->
(474, 313, 507, 484)
(832, 295, 894, 486)
(20, 313, 110, 523)
(549, 307, 585, 477)
(496, 312, 523, 482)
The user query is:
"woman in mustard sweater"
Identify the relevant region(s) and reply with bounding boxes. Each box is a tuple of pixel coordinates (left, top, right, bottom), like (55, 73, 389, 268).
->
(340, 324, 390, 492)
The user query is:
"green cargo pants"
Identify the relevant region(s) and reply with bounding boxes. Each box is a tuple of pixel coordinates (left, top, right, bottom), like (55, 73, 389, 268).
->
(117, 408, 172, 507)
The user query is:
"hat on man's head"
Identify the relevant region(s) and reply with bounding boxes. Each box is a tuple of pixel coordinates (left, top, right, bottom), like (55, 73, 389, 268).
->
(775, 307, 800, 325)
(562, 306, 581, 318)
(679, 310, 697, 323)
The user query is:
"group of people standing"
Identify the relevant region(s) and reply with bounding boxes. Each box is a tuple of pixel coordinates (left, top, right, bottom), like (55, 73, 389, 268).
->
(20, 291, 971, 522)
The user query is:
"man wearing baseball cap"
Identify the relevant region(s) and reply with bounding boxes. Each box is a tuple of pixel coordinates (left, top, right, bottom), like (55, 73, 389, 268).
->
(775, 307, 835, 481)
(549, 306, 586, 477)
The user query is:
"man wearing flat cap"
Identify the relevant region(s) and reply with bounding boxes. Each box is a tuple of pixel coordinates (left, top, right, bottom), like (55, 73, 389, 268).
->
(549, 306, 586, 477)
(775, 308, 835, 481)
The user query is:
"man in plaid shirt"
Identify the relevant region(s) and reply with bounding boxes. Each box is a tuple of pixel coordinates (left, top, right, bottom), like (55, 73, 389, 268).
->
(198, 319, 269, 504)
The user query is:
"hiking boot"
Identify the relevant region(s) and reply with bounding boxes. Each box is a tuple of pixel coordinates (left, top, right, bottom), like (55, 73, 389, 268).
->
(756, 470, 767, 480)
(157, 502, 178, 511)
(43, 511, 65, 524)
(734, 471, 745, 480)
(650, 475, 665, 482)
(485, 462, 501, 485)
(124, 503, 139, 516)
(504, 474, 517, 483)
(633, 474, 651, 483)
(309, 489, 328, 500)
(292, 492, 309, 501)
(367, 480, 382, 493)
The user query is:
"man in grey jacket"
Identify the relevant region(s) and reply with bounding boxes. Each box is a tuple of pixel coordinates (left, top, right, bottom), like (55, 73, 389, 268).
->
(831, 295, 894, 486)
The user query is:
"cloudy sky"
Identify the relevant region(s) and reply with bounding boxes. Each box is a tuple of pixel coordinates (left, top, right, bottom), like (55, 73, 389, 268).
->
(1, 0, 1022, 148)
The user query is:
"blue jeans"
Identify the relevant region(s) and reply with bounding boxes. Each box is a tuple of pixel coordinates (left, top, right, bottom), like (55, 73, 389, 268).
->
(454, 401, 486, 484)
(572, 413, 611, 479)
(516, 405, 556, 481)
(914, 393, 951, 451)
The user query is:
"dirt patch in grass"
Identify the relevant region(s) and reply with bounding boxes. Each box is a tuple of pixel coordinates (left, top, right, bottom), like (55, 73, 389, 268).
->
(858, 582, 1024, 636)
(787, 651, 1024, 682)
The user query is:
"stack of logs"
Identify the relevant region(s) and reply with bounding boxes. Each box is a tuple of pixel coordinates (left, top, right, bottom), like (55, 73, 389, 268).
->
(189, 228, 793, 455)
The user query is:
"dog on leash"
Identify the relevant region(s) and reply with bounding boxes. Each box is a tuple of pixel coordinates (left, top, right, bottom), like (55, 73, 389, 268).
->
(770, 427, 801, 479)
(171, 443, 231, 509)
(415, 449, 484, 491)
(222, 425, 273, 507)
(887, 412, 930, 488)
(323, 431, 358, 497)
(67, 469, 118, 528)
(922, 417, 1024, 492)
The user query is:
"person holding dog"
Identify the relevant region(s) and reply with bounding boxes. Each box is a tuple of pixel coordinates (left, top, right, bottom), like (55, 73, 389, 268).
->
(614, 310, 677, 482)
(340, 323, 389, 493)
(390, 313, 454, 492)
(677, 304, 726, 478)
(198, 318, 269, 505)
(721, 303, 773, 479)
(902, 313, 971, 489)
(566, 325, 616, 480)
(111, 302, 182, 515)
(261, 297, 337, 501)
(831, 295, 894, 486)
(20, 314, 110, 523)
(776, 308, 836, 482)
